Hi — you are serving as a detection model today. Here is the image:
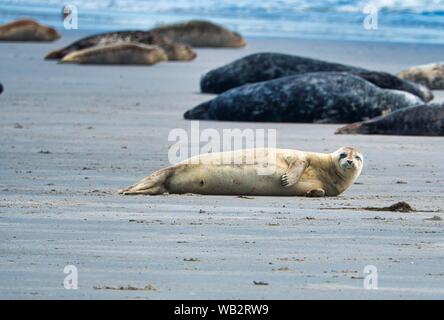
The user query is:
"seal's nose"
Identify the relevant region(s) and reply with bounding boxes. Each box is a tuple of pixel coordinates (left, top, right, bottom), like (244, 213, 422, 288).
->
(347, 160, 353, 165)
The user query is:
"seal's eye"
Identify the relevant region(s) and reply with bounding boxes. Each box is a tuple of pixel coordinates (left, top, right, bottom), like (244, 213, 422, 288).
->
(355, 155, 362, 161)
(339, 153, 347, 159)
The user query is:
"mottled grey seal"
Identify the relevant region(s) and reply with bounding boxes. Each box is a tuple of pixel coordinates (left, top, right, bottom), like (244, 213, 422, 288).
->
(398, 63, 444, 89)
(45, 31, 196, 61)
(119, 147, 363, 197)
(60, 43, 167, 65)
(335, 104, 444, 136)
(200, 53, 433, 102)
(0, 19, 60, 42)
(150, 20, 246, 48)
(185, 72, 423, 123)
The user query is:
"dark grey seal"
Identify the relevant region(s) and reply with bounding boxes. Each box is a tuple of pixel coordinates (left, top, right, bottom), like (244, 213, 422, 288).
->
(0, 82, 3, 95)
(185, 72, 423, 123)
(335, 103, 444, 136)
(45, 31, 196, 61)
(200, 53, 433, 102)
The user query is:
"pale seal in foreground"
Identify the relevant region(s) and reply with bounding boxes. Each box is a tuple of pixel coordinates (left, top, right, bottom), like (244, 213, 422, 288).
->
(60, 43, 168, 65)
(119, 147, 363, 197)
(185, 72, 423, 123)
(0, 19, 60, 42)
(398, 62, 444, 89)
(200, 53, 433, 102)
(45, 31, 196, 61)
(150, 20, 246, 48)
(335, 103, 444, 136)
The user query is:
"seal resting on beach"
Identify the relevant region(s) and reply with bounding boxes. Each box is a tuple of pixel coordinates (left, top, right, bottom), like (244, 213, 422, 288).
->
(119, 147, 363, 197)
(335, 104, 444, 136)
(185, 72, 423, 123)
(59, 43, 168, 65)
(0, 82, 3, 95)
(45, 31, 196, 61)
(200, 52, 433, 102)
(398, 62, 444, 89)
(0, 19, 60, 42)
(150, 20, 246, 48)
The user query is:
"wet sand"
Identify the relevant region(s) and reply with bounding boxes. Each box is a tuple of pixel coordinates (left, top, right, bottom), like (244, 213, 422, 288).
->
(0, 31, 443, 299)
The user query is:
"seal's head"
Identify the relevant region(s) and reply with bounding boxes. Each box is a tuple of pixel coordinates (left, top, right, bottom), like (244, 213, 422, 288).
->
(44, 26, 61, 41)
(32, 20, 60, 41)
(332, 147, 364, 176)
(231, 31, 246, 47)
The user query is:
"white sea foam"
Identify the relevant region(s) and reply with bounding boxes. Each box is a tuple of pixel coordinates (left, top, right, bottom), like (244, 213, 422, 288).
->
(1, 0, 444, 44)
(2, 0, 443, 14)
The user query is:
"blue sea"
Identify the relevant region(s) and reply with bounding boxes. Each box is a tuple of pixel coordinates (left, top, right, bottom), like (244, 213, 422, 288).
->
(1, 0, 444, 44)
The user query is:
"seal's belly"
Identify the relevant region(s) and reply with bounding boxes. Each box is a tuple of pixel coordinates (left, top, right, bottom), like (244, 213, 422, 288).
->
(166, 164, 323, 196)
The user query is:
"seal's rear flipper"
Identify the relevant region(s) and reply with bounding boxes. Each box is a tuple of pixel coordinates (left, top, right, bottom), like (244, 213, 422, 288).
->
(335, 122, 362, 134)
(119, 168, 172, 195)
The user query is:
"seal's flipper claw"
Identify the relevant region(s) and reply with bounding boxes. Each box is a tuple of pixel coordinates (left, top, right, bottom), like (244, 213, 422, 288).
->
(281, 174, 289, 186)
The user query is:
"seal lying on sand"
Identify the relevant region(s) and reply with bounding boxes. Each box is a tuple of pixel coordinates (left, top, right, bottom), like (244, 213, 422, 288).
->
(185, 72, 422, 123)
(45, 31, 196, 61)
(0, 19, 60, 42)
(150, 20, 246, 48)
(398, 63, 444, 89)
(335, 104, 444, 136)
(200, 53, 433, 102)
(0, 83, 3, 95)
(60, 43, 167, 65)
(119, 147, 363, 197)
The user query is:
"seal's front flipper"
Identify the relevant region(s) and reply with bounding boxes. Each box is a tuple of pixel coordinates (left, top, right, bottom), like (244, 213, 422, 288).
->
(306, 188, 325, 197)
(281, 159, 307, 187)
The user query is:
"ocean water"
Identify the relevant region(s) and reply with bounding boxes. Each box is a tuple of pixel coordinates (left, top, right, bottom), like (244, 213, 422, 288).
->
(1, 0, 444, 44)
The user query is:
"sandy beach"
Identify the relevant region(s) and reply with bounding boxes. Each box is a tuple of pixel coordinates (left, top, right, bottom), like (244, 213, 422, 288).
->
(1, 30, 444, 299)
